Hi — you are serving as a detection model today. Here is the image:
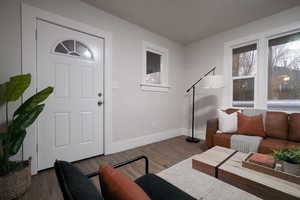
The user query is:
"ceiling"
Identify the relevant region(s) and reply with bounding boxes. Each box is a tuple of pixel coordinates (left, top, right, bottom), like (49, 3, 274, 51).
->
(83, 0, 300, 44)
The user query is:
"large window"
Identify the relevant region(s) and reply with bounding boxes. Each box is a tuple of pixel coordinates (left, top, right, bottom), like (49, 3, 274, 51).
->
(232, 44, 257, 107)
(226, 28, 300, 112)
(268, 32, 300, 111)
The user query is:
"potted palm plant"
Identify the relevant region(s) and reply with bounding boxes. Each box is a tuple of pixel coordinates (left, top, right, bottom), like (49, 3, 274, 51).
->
(0, 74, 53, 200)
(272, 147, 300, 174)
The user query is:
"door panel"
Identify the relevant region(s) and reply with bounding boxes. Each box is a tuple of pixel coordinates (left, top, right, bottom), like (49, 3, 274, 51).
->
(54, 63, 70, 97)
(54, 113, 70, 147)
(37, 20, 104, 170)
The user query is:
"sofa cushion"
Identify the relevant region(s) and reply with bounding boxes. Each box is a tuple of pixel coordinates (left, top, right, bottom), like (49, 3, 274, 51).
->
(265, 112, 288, 139)
(243, 109, 267, 130)
(218, 109, 238, 133)
(259, 138, 287, 154)
(289, 113, 300, 142)
(135, 174, 196, 200)
(213, 133, 232, 148)
(99, 165, 150, 200)
(237, 113, 265, 137)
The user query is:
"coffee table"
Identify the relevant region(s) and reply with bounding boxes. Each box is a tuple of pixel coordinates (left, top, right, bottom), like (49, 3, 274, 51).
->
(218, 151, 300, 200)
(192, 146, 236, 177)
(157, 153, 260, 200)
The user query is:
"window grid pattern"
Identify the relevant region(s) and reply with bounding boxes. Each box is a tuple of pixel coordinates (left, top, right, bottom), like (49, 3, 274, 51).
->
(232, 43, 257, 108)
(54, 40, 94, 60)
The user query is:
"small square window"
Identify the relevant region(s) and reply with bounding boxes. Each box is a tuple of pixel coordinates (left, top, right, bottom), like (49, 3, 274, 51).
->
(146, 51, 161, 84)
(141, 41, 169, 92)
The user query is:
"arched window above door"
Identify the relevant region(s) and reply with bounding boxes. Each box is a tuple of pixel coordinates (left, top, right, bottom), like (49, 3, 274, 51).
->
(54, 39, 94, 60)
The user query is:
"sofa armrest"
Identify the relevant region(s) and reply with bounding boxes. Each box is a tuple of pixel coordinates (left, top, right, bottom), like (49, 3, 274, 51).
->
(206, 118, 218, 148)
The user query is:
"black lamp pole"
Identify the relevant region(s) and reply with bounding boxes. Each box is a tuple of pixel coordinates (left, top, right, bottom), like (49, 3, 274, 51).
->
(186, 67, 216, 143)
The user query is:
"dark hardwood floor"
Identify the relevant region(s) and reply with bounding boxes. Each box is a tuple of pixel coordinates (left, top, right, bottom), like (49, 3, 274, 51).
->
(21, 136, 205, 200)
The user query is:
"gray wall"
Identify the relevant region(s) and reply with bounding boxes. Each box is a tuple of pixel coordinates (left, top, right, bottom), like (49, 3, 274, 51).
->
(0, 0, 22, 124)
(184, 6, 300, 139)
(0, 0, 23, 160)
(0, 0, 186, 147)
(2, 0, 300, 153)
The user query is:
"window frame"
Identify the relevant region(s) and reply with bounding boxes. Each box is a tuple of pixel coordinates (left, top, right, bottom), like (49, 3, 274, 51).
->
(52, 38, 95, 61)
(231, 42, 258, 108)
(266, 30, 300, 111)
(224, 22, 300, 112)
(225, 40, 260, 109)
(141, 41, 170, 92)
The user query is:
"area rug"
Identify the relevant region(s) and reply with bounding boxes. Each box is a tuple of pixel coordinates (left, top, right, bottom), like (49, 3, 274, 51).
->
(157, 155, 261, 200)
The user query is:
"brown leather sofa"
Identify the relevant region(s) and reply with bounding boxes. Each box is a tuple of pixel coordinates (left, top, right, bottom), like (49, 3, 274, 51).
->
(206, 109, 300, 154)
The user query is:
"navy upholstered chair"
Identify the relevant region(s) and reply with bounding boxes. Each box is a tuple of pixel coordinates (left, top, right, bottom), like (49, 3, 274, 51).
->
(54, 155, 195, 200)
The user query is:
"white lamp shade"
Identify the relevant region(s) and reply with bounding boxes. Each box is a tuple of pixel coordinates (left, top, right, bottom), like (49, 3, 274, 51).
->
(201, 75, 224, 89)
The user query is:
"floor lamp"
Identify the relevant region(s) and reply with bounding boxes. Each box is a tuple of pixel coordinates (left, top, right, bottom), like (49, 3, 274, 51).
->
(186, 67, 224, 143)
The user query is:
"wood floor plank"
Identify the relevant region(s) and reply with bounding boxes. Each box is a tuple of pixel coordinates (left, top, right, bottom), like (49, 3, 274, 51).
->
(21, 136, 205, 200)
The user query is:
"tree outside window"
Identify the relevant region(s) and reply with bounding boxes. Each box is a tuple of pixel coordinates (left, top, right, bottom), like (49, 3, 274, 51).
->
(268, 32, 300, 111)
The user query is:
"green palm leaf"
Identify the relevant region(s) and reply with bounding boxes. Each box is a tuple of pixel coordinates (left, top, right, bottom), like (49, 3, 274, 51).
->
(0, 83, 7, 104)
(8, 129, 26, 156)
(14, 87, 53, 117)
(0, 132, 7, 141)
(0, 73, 53, 175)
(0, 74, 31, 103)
(10, 104, 45, 132)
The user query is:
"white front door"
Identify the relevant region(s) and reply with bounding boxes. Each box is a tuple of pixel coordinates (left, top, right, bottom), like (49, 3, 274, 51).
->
(36, 20, 104, 170)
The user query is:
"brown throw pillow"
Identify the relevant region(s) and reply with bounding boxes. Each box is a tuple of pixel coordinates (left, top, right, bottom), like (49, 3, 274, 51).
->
(99, 165, 150, 200)
(237, 113, 265, 137)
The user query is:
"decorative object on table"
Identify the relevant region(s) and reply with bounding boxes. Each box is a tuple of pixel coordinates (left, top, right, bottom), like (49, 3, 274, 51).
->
(274, 162, 283, 171)
(186, 67, 223, 143)
(248, 153, 275, 168)
(222, 151, 300, 199)
(272, 147, 300, 174)
(0, 74, 53, 200)
(242, 152, 300, 185)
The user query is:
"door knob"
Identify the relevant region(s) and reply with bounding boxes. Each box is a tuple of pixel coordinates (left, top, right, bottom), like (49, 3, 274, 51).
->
(98, 93, 102, 97)
(98, 101, 103, 106)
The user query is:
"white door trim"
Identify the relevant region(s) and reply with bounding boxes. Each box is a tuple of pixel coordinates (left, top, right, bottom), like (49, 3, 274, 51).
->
(22, 3, 113, 175)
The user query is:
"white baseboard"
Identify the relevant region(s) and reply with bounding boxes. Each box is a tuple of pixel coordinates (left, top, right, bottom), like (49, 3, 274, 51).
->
(182, 128, 206, 140)
(110, 128, 186, 154)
